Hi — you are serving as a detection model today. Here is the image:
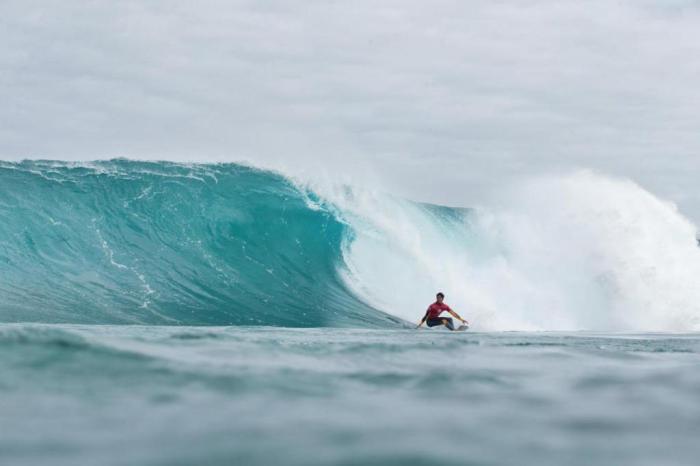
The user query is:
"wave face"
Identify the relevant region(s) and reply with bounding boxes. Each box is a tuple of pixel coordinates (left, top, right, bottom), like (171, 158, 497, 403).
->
(0, 160, 397, 326)
(2, 161, 700, 331)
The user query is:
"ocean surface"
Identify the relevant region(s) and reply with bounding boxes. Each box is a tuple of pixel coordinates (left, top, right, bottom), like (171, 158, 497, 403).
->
(2, 160, 700, 465)
(2, 325, 700, 466)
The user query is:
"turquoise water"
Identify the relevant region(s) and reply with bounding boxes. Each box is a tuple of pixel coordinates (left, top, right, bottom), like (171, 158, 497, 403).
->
(2, 324, 700, 466)
(0, 160, 397, 326)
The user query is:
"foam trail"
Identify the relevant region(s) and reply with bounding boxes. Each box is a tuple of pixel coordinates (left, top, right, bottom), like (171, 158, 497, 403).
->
(313, 171, 700, 331)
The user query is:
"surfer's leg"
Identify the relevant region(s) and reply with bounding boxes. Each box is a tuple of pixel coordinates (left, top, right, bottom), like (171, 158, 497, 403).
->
(442, 318, 455, 330)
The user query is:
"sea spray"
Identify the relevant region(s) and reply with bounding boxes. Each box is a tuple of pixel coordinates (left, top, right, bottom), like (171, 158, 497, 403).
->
(314, 170, 700, 331)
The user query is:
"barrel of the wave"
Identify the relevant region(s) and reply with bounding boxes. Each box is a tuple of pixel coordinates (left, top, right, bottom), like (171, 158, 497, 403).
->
(0, 160, 395, 328)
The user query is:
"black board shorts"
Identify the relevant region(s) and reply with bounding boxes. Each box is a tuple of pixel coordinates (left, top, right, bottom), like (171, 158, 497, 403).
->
(427, 317, 454, 330)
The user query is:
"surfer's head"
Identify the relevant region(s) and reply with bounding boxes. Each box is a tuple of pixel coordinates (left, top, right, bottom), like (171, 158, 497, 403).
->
(436, 292, 444, 303)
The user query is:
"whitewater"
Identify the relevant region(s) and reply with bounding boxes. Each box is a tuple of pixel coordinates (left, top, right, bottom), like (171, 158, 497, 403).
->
(3, 159, 700, 466)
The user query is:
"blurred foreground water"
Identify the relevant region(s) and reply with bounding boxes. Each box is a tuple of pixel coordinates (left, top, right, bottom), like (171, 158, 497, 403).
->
(2, 325, 699, 466)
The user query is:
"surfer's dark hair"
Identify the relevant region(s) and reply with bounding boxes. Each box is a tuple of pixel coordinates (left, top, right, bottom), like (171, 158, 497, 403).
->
(436, 292, 444, 298)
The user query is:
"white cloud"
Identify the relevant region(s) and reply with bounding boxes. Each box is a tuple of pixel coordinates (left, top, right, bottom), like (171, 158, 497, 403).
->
(2, 0, 700, 218)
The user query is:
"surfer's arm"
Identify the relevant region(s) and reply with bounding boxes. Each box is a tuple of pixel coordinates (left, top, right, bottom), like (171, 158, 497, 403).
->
(447, 308, 468, 324)
(416, 310, 429, 328)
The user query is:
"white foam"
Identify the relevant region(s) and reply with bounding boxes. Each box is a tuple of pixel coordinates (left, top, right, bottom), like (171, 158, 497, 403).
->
(313, 170, 700, 331)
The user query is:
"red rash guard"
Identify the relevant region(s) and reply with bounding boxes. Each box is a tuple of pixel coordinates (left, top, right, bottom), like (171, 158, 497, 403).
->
(426, 302, 452, 319)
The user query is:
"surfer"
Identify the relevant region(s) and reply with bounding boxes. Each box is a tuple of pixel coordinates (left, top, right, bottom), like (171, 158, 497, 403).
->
(416, 292, 468, 331)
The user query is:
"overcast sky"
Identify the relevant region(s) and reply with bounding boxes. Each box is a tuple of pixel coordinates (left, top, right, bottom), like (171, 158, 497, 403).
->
(2, 1, 700, 219)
